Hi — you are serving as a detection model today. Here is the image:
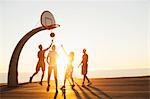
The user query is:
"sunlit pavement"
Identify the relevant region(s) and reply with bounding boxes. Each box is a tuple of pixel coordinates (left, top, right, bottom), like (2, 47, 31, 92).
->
(0, 77, 149, 99)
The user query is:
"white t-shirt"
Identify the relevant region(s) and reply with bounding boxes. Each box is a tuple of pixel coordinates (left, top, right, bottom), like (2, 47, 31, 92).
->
(47, 51, 58, 66)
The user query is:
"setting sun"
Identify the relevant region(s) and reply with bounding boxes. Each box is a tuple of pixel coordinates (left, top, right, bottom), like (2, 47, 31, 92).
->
(56, 45, 82, 82)
(57, 50, 67, 81)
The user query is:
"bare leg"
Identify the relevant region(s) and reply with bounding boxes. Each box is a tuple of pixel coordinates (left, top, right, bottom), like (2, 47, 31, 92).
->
(71, 77, 75, 88)
(30, 71, 38, 83)
(47, 66, 52, 92)
(70, 72, 75, 86)
(64, 73, 67, 86)
(86, 75, 92, 86)
(48, 67, 52, 86)
(39, 70, 45, 85)
(82, 75, 86, 85)
(54, 66, 58, 91)
(85, 75, 90, 83)
(31, 72, 37, 79)
(61, 72, 67, 90)
(41, 71, 44, 82)
(30, 63, 40, 83)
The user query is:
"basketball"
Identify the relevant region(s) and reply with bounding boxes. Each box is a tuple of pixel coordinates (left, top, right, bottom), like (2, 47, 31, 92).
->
(50, 32, 55, 37)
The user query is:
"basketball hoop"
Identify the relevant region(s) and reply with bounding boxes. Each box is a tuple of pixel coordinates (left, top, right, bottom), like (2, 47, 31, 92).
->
(41, 11, 60, 30)
(41, 11, 60, 39)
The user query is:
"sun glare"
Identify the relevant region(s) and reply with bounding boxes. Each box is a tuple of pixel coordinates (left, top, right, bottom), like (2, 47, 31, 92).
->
(56, 46, 81, 82)
(57, 50, 67, 81)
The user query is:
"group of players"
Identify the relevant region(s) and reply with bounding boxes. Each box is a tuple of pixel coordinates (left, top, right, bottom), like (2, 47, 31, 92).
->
(29, 39, 92, 92)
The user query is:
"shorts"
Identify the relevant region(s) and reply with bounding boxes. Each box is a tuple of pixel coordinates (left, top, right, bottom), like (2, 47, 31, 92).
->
(36, 60, 45, 72)
(65, 65, 73, 78)
(81, 64, 88, 75)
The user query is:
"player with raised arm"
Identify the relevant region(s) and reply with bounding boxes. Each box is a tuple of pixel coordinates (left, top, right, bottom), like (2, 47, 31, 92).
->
(60, 45, 75, 90)
(30, 40, 53, 85)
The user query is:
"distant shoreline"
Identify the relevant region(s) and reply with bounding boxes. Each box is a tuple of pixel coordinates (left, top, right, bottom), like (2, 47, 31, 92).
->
(1, 68, 149, 84)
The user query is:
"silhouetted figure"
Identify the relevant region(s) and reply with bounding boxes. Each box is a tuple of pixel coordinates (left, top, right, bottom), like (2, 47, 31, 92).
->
(78, 48, 92, 87)
(29, 40, 53, 85)
(46, 45, 58, 92)
(60, 45, 75, 90)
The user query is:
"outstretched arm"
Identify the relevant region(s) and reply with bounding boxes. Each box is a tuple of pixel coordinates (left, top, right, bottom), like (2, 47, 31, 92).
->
(44, 39, 53, 51)
(61, 45, 68, 56)
(78, 60, 83, 68)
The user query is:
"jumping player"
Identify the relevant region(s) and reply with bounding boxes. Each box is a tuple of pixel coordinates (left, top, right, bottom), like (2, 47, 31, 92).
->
(46, 45, 58, 92)
(29, 40, 53, 85)
(60, 45, 75, 90)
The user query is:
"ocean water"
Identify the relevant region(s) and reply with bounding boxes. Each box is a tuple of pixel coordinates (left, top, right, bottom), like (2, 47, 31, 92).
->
(0, 68, 149, 84)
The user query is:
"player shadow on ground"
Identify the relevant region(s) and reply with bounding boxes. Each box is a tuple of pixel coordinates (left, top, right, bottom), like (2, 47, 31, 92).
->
(72, 87, 82, 99)
(0, 82, 29, 93)
(75, 82, 112, 99)
(0, 85, 17, 93)
(82, 86, 103, 99)
(88, 85, 112, 99)
(75, 82, 92, 99)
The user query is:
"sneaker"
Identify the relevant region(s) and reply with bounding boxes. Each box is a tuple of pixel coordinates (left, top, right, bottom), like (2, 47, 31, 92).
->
(39, 81, 42, 86)
(82, 84, 85, 87)
(72, 84, 75, 88)
(60, 85, 65, 90)
(87, 82, 92, 86)
(29, 77, 32, 83)
(46, 85, 50, 92)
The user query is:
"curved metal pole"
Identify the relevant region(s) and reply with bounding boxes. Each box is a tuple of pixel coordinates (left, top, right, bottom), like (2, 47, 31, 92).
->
(8, 26, 46, 87)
